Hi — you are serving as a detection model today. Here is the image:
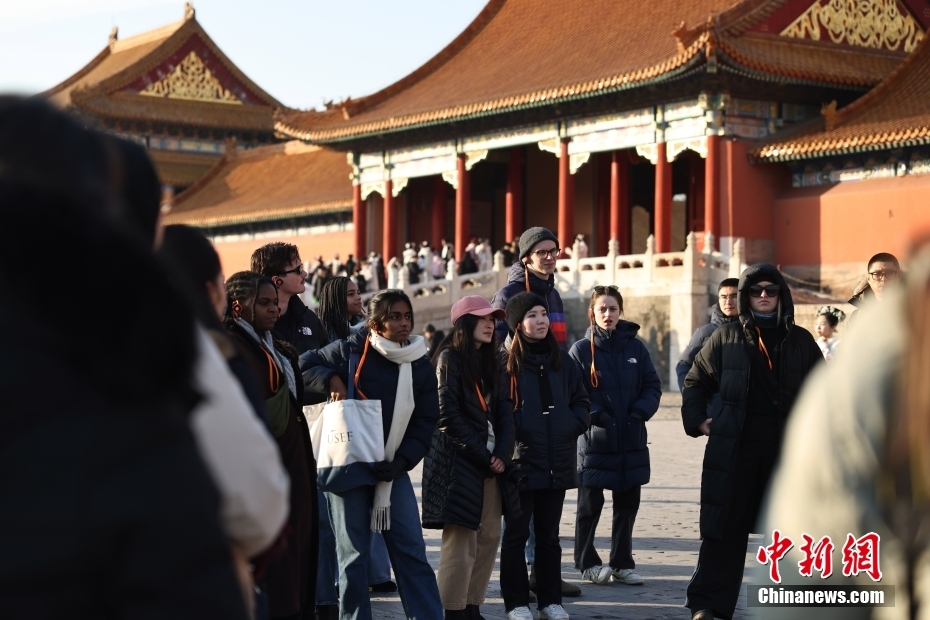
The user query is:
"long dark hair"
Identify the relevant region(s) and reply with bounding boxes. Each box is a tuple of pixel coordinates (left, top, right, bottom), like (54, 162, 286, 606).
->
(436, 314, 498, 390)
(506, 327, 561, 376)
(158, 224, 223, 329)
(319, 276, 352, 340)
(367, 289, 414, 334)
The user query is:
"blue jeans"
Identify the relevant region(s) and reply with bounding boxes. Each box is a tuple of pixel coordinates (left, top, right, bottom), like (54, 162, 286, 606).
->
(316, 491, 393, 605)
(325, 473, 442, 620)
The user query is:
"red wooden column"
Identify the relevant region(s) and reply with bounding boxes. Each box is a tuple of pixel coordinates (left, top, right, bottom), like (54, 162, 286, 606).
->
(704, 134, 720, 249)
(610, 150, 630, 254)
(432, 175, 446, 248)
(383, 180, 396, 260)
(454, 154, 470, 262)
(505, 147, 523, 243)
(352, 183, 365, 260)
(557, 138, 574, 252)
(654, 143, 672, 253)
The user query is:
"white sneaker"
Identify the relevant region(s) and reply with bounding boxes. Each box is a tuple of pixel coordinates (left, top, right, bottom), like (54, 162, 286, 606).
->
(580, 564, 612, 584)
(611, 568, 644, 585)
(507, 606, 533, 620)
(538, 604, 570, 619)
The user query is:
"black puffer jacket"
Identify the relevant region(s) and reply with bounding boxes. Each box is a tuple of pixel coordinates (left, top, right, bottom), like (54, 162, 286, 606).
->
(675, 304, 737, 391)
(422, 349, 520, 530)
(298, 328, 439, 469)
(504, 339, 590, 491)
(681, 264, 823, 539)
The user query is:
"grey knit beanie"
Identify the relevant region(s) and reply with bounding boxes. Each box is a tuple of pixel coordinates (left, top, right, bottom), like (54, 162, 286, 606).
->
(518, 227, 559, 260)
(505, 292, 547, 333)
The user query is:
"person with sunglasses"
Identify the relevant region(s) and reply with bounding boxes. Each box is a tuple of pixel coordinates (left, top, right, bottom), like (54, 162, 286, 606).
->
(680, 264, 822, 620)
(251, 243, 329, 398)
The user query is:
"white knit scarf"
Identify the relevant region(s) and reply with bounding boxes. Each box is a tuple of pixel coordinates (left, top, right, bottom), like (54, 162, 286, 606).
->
(235, 318, 297, 400)
(367, 332, 427, 531)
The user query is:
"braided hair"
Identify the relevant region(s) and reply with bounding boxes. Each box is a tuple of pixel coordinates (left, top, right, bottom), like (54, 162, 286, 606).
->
(225, 271, 275, 322)
(319, 276, 352, 340)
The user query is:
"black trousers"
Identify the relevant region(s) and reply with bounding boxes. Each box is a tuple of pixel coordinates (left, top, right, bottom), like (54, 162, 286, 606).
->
(686, 415, 781, 620)
(573, 485, 641, 571)
(500, 489, 566, 611)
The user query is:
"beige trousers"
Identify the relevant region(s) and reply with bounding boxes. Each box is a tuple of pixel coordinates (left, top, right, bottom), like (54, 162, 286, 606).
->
(436, 477, 503, 610)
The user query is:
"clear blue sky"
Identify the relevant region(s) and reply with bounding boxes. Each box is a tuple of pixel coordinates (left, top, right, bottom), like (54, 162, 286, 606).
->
(0, 0, 487, 110)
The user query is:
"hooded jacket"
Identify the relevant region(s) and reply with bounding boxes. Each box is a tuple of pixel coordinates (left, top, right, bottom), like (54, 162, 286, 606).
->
(298, 328, 439, 470)
(675, 304, 737, 392)
(502, 337, 590, 491)
(421, 349, 520, 531)
(491, 262, 568, 350)
(680, 264, 823, 539)
(569, 322, 662, 491)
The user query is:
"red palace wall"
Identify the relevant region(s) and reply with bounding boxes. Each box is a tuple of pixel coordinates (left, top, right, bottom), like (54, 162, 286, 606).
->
(773, 174, 930, 266)
(212, 229, 355, 275)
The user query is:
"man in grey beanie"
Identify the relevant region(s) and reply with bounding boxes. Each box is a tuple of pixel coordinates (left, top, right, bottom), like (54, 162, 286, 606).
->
(491, 227, 568, 350)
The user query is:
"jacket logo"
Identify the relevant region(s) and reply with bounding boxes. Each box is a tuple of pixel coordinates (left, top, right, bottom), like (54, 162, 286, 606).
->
(300, 327, 313, 335)
(628, 358, 638, 363)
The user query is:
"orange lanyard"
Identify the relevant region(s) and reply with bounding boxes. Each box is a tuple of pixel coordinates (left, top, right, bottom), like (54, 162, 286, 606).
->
(261, 346, 282, 392)
(509, 374, 519, 407)
(588, 336, 599, 388)
(354, 337, 371, 400)
(754, 326, 773, 370)
(475, 383, 488, 412)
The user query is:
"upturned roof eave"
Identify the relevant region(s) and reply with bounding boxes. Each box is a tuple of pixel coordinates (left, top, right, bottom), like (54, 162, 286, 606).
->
(755, 135, 930, 162)
(169, 200, 353, 228)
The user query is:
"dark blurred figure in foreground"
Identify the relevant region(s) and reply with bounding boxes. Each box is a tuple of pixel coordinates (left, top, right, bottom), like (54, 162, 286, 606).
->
(755, 240, 930, 620)
(0, 97, 251, 617)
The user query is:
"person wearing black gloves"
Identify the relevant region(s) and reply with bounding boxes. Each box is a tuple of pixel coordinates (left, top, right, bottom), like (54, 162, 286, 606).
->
(422, 296, 518, 620)
(499, 293, 590, 620)
(299, 290, 443, 620)
(681, 264, 822, 620)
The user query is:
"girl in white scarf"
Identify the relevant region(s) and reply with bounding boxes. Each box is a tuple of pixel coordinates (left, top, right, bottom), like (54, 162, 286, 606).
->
(300, 290, 443, 620)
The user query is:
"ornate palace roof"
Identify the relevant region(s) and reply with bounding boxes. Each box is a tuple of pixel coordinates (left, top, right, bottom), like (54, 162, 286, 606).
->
(277, 0, 922, 144)
(166, 142, 353, 228)
(43, 5, 285, 133)
(754, 31, 930, 161)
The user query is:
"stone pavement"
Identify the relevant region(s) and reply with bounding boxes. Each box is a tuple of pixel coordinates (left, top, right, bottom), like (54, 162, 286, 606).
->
(371, 392, 758, 619)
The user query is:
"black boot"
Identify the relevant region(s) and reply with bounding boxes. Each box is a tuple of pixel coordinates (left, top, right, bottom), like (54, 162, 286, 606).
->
(465, 604, 487, 619)
(444, 609, 468, 620)
(315, 603, 339, 620)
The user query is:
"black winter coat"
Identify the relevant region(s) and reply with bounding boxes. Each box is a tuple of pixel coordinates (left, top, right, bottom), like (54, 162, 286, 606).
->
(0, 325, 249, 619)
(675, 304, 737, 391)
(422, 349, 520, 530)
(681, 264, 823, 540)
(299, 328, 440, 470)
(504, 339, 590, 491)
(274, 296, 328, 406)
(569, 323, 662, 491)
(491, 263, 569, 350)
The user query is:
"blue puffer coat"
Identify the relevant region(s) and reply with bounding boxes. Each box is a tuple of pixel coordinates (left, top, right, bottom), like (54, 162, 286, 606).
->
(569, 323, 662, 491)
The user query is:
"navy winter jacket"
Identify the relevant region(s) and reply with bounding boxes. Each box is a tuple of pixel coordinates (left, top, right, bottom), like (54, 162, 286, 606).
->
(491, 263, 568, 350)
(569, 323, 662, 491)
(298, 328, 439, 469)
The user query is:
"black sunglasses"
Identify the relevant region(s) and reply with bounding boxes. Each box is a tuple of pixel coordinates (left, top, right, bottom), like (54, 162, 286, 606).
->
(748, 284, 780, 298)
(280, 265, 305, 276)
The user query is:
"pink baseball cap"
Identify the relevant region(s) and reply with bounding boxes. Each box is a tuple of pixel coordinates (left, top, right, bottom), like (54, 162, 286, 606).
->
(450, 295, 505, 324)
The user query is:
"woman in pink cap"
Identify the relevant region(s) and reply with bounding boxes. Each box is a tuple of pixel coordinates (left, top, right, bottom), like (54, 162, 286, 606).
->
(421, 295, 520, 620)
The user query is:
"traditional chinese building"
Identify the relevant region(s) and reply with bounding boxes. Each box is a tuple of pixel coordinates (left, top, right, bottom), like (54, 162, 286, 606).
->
(164, 141, 354, 272)
(42, 3, 285, 191)
(275, 0, 929, 296)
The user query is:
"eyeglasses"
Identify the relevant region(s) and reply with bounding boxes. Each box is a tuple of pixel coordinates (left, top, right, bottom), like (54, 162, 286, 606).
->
(869, 270, 898, 281)
(748, 284, 780, 298)
(280, 265, 305, 277)
(532, 247, 561, 260)
(718, 294, 737, 301)
(593, 285, 620, 294)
